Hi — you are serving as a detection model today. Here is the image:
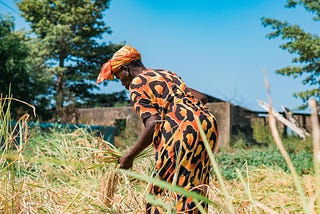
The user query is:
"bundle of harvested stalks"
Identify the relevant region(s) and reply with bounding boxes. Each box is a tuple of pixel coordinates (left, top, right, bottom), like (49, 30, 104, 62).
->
(96, 141, 154, 207)
(94, 141, 123, 164)
(99, 170, 120, 207)
(94, 140, 154, 164)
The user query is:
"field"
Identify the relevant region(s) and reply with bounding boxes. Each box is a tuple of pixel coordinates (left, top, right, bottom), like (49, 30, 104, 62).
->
(1, 98, 319, 213)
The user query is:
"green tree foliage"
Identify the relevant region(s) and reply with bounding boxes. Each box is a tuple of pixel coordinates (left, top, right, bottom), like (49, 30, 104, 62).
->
(0, 15, 50, 119)
(82, 90, 130, 107)
(261, 0, 320, 109)
(17, 0, 122, 118)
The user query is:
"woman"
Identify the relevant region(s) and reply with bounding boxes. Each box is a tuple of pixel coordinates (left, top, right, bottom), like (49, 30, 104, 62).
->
(97, 45, 218, 213)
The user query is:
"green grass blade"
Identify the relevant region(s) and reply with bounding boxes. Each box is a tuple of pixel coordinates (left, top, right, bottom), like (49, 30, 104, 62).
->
(195, 117, 236, 214)
(121, 169, 217, 206)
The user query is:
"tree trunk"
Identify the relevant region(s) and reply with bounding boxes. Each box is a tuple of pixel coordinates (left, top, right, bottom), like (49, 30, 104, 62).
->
(54, 55, 66, 121)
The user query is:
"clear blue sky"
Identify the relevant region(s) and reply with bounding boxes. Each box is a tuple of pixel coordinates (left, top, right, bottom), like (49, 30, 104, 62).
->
(1, 0, 318, 112)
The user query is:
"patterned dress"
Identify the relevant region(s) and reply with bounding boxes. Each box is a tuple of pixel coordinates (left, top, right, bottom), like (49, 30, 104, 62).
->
(129, 69, 218, 213)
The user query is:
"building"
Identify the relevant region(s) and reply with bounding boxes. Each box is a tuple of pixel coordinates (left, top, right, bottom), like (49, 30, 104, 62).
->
(73, 95, 312, 149)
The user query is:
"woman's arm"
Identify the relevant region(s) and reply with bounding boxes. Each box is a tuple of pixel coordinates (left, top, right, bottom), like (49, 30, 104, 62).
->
(187, 87, 208, 104)
(119, 114, 160, 169)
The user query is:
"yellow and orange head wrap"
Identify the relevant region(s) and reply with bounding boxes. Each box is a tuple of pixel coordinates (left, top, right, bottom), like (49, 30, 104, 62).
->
(96, 45, 141, 83)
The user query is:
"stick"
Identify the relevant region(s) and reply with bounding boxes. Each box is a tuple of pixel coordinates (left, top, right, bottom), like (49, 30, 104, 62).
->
(258, 99, 310, 139)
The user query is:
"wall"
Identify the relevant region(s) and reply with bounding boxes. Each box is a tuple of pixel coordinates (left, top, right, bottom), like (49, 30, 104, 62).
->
(75, 106, 144, 135)
(206, 102, 230, 148)
(74, 103, 313, 148)
(75, 103, 230, 148)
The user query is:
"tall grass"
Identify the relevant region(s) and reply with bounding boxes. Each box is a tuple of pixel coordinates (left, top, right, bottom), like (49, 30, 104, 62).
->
(0, 94, 31, 213)
(264, 70, 319, 213)
(1, 91, 319, 213)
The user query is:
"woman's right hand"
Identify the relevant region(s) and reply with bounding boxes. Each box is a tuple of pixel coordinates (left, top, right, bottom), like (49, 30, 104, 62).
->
(118, 154, 134, 169)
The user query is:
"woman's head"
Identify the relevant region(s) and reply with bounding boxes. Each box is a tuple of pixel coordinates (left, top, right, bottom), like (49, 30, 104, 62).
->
(96, 45, 141, 83)
(114, 65, 132, 89)
(114, 60, 145, 89)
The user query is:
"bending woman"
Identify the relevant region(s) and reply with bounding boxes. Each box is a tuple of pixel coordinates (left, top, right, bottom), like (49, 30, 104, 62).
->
(96, 45, 218, 213)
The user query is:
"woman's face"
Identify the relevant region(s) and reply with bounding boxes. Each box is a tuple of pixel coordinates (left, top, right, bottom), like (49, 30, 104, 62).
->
(115, 66, 132, 89)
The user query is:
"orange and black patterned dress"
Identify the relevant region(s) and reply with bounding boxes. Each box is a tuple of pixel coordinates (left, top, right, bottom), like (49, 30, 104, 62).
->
(130, 69, 218, 213)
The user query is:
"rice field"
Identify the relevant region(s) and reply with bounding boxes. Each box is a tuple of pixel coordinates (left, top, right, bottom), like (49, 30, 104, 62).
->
(1, 97, 319, 213)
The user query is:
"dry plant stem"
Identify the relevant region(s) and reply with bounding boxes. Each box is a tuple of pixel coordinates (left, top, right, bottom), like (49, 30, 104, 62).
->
(0, 97, 36, 117)
(269, 113, 311, 213)
(308, 98, 320, 212)
(254, 201, 278, 214)
(63, 188, 83, 213)
(235, 168, 261, 214)
(263, 69, 311, 214)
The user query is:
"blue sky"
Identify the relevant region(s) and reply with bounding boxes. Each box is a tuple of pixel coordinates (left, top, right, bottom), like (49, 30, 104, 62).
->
(1, 0, 318, 112)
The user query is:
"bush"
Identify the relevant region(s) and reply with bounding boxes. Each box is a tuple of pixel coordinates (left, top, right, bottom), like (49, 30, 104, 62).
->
(281, 136, 313, 154)
(216, 148, 313, 180)
(251, 119, 274, 146)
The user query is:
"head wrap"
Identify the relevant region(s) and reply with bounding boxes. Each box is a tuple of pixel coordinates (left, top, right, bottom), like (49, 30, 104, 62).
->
(96, 45, 141, 83)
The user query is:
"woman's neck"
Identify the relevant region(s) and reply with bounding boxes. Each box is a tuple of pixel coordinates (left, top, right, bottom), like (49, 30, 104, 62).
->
(130, 66, 147, 77)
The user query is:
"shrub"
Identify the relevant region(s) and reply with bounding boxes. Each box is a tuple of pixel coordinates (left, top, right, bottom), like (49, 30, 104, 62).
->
(216, 148, 313, 180)
(251, 118, 274, 146)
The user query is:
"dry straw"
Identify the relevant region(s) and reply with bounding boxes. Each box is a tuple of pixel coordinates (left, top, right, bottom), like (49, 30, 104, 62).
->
(95, 140, 154, 209)
(2, 85, 320, 213)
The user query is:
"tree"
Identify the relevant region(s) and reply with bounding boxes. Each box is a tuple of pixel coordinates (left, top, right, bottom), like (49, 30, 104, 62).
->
(17, 0, 122, 119)
(0, 15, 50, 119)
(261, 0, 320, 109)
(82, 90, 130, 107)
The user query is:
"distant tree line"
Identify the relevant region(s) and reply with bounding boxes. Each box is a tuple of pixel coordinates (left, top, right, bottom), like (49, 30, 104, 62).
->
(262, 0, 320, 109)
(0, 0, 127, 121)
(0, 0, 319, 122)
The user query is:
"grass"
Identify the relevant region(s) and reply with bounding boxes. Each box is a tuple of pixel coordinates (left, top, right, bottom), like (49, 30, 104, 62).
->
(216, 147, 313, 180)
(1, 93, 319, 213)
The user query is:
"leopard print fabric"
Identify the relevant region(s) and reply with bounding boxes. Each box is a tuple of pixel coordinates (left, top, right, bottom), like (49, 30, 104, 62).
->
(130, 69, 218, 213)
